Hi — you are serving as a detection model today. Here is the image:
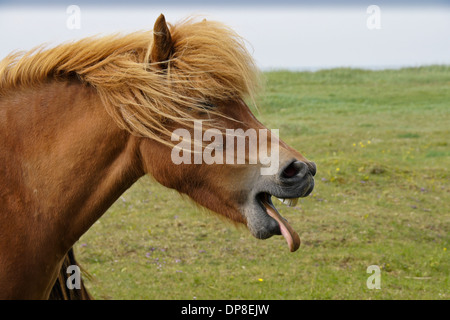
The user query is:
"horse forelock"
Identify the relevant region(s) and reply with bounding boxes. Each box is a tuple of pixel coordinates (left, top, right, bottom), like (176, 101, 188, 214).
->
(0, 17, 261, 146)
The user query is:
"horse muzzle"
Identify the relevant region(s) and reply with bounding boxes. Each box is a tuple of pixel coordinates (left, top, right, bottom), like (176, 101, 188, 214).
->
(243, 160, 316, 252)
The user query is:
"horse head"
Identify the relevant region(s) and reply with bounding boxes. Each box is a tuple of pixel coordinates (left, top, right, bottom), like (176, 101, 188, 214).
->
(139, 15, 316, 252)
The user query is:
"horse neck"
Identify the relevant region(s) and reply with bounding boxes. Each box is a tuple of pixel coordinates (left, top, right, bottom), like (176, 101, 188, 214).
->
(0, 80, 144, 255)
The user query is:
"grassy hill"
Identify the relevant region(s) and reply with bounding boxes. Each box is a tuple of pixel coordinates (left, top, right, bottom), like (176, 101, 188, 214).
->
(77, 66, 449, 299)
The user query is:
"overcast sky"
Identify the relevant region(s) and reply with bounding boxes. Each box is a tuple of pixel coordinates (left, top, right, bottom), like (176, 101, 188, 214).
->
(0, 1, 449, 70)
(1, 0, 449, 6)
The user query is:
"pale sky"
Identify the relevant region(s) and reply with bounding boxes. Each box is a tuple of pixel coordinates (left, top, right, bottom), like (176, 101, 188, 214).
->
(1, 2, 449, 70)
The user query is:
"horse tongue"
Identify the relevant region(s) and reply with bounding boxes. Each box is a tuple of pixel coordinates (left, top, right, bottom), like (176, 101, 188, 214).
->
(263, 202, 301, 252)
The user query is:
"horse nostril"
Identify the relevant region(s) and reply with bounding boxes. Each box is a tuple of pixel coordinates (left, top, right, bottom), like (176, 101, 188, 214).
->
(281, 160, 316, 179)
(281, 160, 305, 179)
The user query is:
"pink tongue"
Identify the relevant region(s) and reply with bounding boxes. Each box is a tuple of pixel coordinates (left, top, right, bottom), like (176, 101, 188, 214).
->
(263, 202, 300, 252)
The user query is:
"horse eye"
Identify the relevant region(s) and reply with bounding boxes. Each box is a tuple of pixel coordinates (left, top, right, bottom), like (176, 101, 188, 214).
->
(200, 102, 216, 110)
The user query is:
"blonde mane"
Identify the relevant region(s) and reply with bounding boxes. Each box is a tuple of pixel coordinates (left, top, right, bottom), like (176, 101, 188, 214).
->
(0, 17, 260, 144)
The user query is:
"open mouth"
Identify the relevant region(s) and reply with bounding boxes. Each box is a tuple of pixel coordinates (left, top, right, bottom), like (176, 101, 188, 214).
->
(257, 193, 302, 252)
(241, 160, 315, 253)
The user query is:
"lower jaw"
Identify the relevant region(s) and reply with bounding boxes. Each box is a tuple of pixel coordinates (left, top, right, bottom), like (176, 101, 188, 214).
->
(257, 193, 301, 252)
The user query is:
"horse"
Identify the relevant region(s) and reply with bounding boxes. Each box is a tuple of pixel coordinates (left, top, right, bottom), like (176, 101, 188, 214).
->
(0, 14, 316, 299)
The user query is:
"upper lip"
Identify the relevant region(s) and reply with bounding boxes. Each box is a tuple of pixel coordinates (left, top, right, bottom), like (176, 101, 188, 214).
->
(261, 172, 315, 200)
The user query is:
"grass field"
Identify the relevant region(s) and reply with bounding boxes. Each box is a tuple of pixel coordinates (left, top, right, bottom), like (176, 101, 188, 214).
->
(77, 66, 449, 300)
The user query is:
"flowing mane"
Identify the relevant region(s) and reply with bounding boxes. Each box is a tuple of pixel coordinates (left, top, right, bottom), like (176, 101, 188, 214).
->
(0, 14, 316, 299)
(0, 17, 260, 144)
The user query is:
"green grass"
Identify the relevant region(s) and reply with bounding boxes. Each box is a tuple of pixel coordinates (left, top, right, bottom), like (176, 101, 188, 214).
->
(77, 66, 449, 300)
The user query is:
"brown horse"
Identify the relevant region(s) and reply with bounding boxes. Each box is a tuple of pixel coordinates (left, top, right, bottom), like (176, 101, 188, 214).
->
(0, 14, 316, 299)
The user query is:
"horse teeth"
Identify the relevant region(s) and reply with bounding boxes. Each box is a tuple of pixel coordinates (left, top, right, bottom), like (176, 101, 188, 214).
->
(285, 198, 299, 207)
(276, 197, 299, 207)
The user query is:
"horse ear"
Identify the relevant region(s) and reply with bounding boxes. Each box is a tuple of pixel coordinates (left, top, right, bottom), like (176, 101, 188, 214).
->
(151, 14, 173, 66)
